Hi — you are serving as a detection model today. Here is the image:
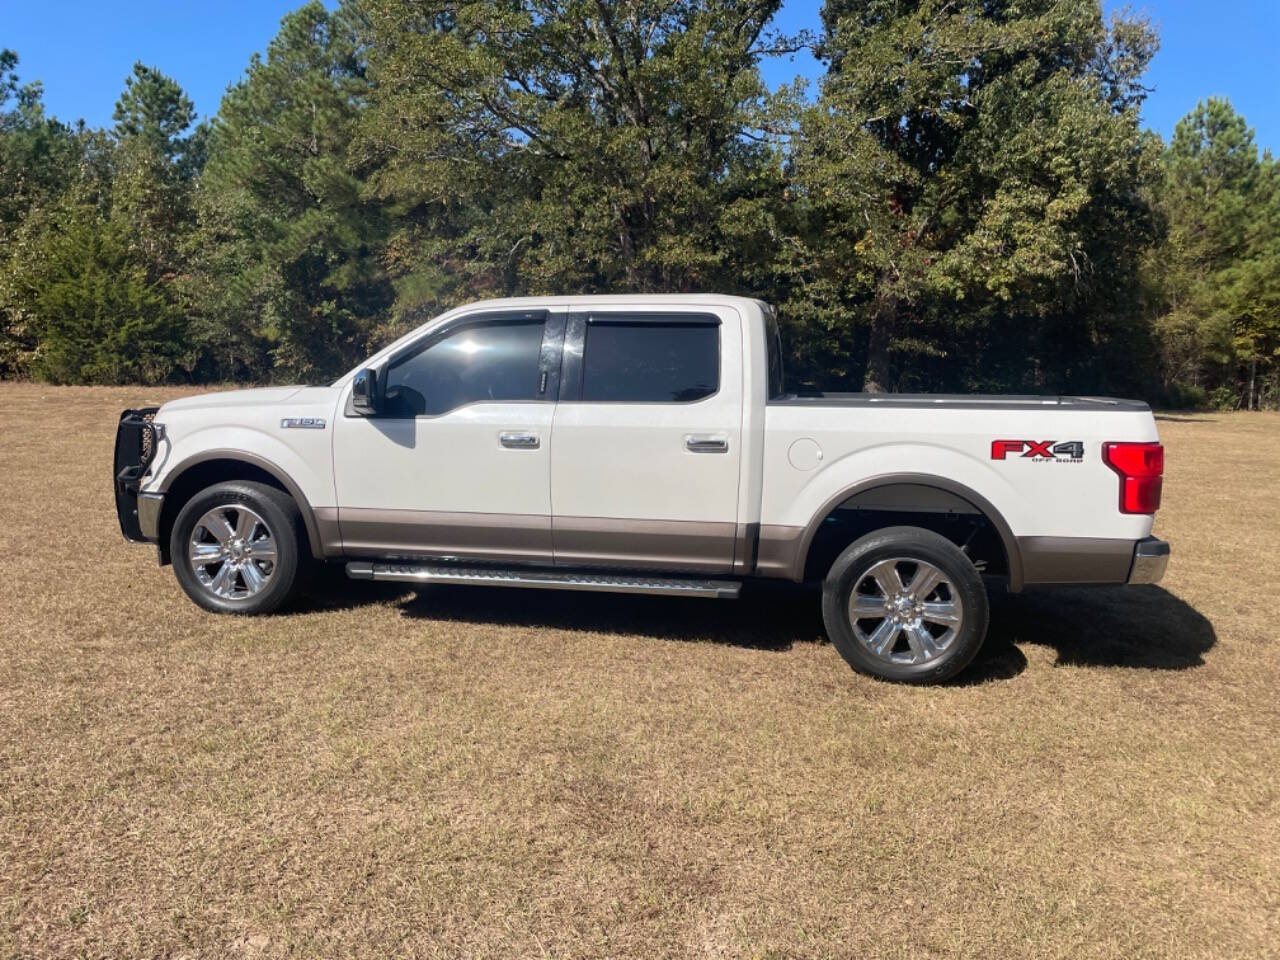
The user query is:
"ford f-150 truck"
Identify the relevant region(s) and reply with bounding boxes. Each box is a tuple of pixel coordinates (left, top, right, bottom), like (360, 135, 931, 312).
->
(114, 295, 1169, 683)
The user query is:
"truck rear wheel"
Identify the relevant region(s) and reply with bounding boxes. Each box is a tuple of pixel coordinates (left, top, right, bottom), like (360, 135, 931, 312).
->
(170, 481, 307, 615)
(822, 526, 989, 684)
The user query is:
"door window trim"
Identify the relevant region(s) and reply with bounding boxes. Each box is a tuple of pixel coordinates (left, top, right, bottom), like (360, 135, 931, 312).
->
(558, 311, 722, 404)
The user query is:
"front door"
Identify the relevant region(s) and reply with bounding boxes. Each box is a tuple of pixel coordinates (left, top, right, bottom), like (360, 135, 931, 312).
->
(550, 308, 743, 572)
(333, 309, 565, 563)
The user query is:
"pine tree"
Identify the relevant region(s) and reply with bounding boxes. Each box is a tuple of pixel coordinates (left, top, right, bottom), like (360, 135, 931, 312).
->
(1234, 155, 1280, 407)
(1, 57, 198, 383)
(0, 50, 85, 375)
(786, 0, 1160, 394)
(12, 205, 181, 384)
(1154, 100, 1280, 408)
(112, 63, 205, 290)
(190, 1, 392, 382)
(360, 0, 789, 324)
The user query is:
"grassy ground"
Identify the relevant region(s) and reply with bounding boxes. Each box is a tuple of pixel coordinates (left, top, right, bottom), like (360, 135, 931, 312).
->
(1, 382, 1277, 959)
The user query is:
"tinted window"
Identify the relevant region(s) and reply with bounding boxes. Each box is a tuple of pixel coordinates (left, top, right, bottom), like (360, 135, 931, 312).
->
(580, 319, 719, 403)
(384, 318, 545, 417)
(766, 311, 785, 400)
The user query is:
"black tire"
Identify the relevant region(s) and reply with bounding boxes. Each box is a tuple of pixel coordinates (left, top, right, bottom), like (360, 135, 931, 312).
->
(821, 526, 989, 684)
(170, 480, 309, 615)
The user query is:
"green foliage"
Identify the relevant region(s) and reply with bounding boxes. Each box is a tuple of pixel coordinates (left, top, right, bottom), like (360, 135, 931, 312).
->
(12, 203, 182, 384)
(360, 0, 789, 328)
(0, 51, 80, 237)
(0, 53, 197, 380)
(0, 51, 89, 375)
(189, 0, 393, 383)
(111, 62, 205, 291)
(784, 0, 1160, 393)
(113, 62, 197, 162)
(0, 7, 1276, 406)
(1150, 99, 1280, 409)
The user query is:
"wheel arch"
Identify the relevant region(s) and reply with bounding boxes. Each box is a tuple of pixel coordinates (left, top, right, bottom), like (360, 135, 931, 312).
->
(155, 451, 326, 564)
(796, 473, 1024, 591)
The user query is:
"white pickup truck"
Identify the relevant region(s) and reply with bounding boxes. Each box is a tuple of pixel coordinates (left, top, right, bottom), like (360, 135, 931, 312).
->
(115, 295, 1168, 683)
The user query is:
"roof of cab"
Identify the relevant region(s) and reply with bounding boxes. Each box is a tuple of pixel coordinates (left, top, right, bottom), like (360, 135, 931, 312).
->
(443, 293, 767, 310)
(341, 294, 769, 384)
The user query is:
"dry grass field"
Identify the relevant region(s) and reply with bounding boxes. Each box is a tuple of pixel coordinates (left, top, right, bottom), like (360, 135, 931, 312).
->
(1, 382, 1278, 959)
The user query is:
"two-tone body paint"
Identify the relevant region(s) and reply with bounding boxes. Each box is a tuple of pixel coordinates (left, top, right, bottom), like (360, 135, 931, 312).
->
(139, 295, 1163, 587)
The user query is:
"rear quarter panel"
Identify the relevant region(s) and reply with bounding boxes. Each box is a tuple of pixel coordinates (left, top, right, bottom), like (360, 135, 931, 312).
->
(762, 404, 1159, 542)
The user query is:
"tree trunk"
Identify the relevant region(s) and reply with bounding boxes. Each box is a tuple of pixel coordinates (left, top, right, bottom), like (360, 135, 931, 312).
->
(862, 297, 896, 393)
(1248, 355, 1257, 411)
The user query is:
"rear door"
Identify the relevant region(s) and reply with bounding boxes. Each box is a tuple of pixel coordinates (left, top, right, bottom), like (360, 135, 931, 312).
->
(550, 307, 743, 572)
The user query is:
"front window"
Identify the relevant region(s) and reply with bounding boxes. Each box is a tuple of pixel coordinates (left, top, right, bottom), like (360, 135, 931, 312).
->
(382, 317, 546, 417)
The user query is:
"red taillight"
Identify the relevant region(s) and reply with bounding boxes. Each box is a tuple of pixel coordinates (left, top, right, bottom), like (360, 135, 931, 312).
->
(1103, 442, 1164, 514)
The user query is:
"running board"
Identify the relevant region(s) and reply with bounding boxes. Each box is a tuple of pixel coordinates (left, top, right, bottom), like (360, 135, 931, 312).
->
(346, 561, 741, 599)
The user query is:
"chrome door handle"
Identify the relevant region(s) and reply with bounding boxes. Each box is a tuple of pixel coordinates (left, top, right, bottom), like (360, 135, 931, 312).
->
(685, 435, 729, 453)
(500, 432, 540, 449)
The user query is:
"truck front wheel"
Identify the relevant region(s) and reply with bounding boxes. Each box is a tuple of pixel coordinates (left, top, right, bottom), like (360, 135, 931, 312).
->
(170, 481, 307, 615)
(821, 526, 989, 684)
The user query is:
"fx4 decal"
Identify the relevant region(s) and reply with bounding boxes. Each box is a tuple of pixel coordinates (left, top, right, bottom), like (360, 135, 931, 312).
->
(991, 439, 1084, 462)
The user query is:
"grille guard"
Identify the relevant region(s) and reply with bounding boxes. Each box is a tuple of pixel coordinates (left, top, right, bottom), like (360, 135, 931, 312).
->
(113, 407, 160, 542)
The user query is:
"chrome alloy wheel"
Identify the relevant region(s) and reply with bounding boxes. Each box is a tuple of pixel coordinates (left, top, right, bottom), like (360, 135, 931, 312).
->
(847, 558, 964, 665)
(188, 504, 277, 600)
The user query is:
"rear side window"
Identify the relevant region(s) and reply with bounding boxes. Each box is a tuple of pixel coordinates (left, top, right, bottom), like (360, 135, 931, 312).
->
(580, 318, 719, 403)
(383, 317, 545, 417)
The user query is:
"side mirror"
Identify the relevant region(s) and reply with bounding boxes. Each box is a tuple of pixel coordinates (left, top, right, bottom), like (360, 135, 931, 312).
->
(351, 367, 380, 415)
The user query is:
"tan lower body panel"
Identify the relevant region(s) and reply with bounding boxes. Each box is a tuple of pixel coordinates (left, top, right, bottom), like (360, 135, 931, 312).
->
(552, 516, 736, 573)
(334, 508, 739, 573)
(756, 524, 805, 580)
(1017, 536, 1136, 585)
(338, 507, 554, 563)
(315, 506, 343, 556)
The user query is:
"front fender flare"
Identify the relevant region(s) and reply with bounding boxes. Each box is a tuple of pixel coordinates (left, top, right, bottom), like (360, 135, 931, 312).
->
(157, 448, 329, 560)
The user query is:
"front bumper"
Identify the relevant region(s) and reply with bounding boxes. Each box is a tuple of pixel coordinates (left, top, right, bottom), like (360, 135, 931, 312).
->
(137, 492, 164, 540)
(1127, 536, 1169, 585)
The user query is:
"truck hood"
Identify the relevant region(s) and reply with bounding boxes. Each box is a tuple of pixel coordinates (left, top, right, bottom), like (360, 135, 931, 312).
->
(159, 386, 309, 414)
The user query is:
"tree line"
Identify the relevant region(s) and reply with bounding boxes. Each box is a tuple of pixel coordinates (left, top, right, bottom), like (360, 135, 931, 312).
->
(1, 0, 1276, 408)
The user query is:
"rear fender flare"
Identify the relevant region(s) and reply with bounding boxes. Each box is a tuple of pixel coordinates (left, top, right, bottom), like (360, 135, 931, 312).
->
(795, 472, 1024, 590)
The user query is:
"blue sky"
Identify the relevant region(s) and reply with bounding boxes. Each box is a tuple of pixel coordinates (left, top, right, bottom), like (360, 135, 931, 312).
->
(5, 0, 1279, 152)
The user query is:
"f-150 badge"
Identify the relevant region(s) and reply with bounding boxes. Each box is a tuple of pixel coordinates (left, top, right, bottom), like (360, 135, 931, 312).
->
(280, 417, 327, 429)
(991, 440, 1084, 461)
